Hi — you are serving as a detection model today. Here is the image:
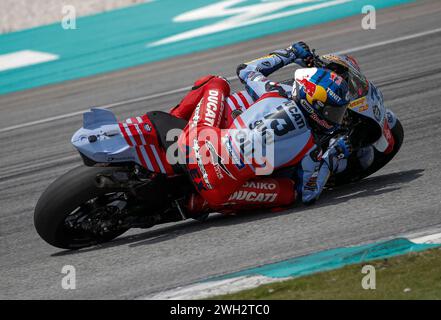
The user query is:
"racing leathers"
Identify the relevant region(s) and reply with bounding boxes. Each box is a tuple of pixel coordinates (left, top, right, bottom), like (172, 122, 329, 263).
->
(174, 47, 349, 213)
(235, 47, 350, 204)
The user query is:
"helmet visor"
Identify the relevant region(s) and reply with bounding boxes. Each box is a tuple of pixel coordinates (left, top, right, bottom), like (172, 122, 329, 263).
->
(322, 103, 347, 125)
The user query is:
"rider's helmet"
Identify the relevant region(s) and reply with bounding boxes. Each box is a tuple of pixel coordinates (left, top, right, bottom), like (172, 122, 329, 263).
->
(293, 68, 350, 133)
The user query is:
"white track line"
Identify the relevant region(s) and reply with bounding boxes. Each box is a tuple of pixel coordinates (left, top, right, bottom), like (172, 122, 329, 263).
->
(1, 27, 440, 134)
(143, 275, 287, 300)
(410, 232, 441, 244)
(333, 27, 441, 55)
(0, 50, 59, 72)
(0, 86, 199, 134)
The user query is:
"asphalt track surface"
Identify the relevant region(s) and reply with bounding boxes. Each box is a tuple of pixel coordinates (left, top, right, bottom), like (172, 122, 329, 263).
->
(1, 0, 441, 299)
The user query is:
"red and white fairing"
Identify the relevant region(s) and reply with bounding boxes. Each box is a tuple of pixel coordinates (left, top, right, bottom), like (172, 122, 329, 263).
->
(71, 108, 174, 174)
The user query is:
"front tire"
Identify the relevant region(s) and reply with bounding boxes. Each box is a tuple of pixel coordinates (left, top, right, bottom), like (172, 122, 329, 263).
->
(332, 119, 404, 186)
(34, 166, 129, 249)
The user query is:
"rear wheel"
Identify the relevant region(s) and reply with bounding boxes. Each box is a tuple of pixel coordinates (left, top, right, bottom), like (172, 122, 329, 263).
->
(34, 166, 130, 249)
(332, 119, 404, 186)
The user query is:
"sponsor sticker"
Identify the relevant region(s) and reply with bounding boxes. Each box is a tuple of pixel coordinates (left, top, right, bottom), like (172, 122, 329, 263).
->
(243, 181, 277, 190)
(373, 105, 381, 121)
(228, 190, 277, 202)
(326, 87, 341, 103)
(206, 139, 237, 181)
(223, 135, 245, 170)
(193, 139, 213, 189)
(349, 96, 368, 112)
(204, 90, 220, 127)
(144, 123, 152, 132)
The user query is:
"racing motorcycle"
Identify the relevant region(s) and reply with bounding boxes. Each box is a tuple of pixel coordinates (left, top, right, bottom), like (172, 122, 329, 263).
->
(34, 64, 404, 250)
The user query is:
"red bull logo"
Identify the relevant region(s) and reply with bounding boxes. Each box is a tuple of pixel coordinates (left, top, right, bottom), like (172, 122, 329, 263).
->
(298, 78, 316, 97)
(298, 77, 327, 105)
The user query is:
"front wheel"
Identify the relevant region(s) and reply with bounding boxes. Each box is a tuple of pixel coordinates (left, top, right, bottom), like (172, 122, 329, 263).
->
(331, 118, 404, 186)
(34, 166, 130, 249)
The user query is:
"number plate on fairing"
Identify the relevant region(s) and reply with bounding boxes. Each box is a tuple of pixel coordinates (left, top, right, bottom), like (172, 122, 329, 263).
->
(231, 97, 312, 168)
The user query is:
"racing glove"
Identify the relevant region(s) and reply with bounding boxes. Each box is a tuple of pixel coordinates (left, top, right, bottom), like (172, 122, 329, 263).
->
(324, 135, 352, 174)
(333, 135, 352, 159)
(300, 136, 352, 205)
(290, 41, 314, 67)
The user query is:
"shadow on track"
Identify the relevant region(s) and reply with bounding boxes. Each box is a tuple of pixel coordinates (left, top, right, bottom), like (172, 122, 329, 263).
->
(51, 168, 424, 256)
(308, 168, 425, 210)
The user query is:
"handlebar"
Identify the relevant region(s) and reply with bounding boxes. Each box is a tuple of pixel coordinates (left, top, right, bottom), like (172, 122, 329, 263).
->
(310, 49, 325, 68)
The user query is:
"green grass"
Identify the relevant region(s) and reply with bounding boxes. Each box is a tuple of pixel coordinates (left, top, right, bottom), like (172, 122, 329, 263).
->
(211, 247, 441, 300)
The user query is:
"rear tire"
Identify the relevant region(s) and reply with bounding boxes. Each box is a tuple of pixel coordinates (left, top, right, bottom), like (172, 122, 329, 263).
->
(332, 119, 404, 186)
(34, 166, 129, 249)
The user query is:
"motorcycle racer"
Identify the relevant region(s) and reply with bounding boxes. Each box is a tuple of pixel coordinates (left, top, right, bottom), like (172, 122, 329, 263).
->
(173, 42, 352, 215)
(171, 42, 399, 215)
(229, 46, 398, 174)
(38, 45, 404, 249)
(230, 44, 386, 179)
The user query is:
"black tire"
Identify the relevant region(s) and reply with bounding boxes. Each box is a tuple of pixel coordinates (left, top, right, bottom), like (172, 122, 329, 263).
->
(332, 119, 404, 186)
(34, 166, 129, 249)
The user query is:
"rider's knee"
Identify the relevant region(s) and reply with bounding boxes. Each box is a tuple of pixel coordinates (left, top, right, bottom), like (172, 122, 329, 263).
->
(205, 77, 231, 98)
(192, 75, 216, 90)
(192, 75, 230, 96)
